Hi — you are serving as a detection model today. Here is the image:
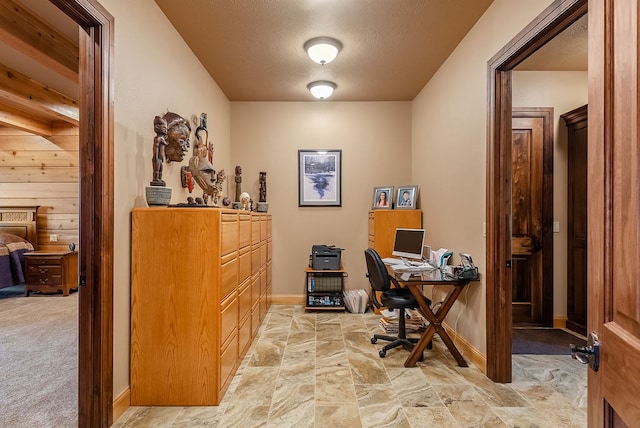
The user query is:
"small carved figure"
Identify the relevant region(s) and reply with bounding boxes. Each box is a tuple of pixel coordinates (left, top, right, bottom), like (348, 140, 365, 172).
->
(150, 115, 168, 186)
(235, 166, 242, 202)
(222, 196, 231, 206)
(259, 171, 267, 202)
(163, 112, 191, 163)
(240, 191, 250, 210)
(187, 196, 196, 205)
(195, 197, 204, 205)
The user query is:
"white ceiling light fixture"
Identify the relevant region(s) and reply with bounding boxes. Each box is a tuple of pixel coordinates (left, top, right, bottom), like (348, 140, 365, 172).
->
(307, 81, 337, 100)
(304, 37, 343, 65)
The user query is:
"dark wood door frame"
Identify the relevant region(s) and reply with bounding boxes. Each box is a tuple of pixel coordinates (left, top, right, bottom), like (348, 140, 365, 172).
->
(486, 0, 587, 382)
(50, 0, 114, 426)
(511, 107, 554, 327)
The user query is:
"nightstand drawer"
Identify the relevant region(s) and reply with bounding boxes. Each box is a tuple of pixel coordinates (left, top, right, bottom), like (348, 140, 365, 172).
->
(26, 257, 64, 267)
(27, 270, 63, 285)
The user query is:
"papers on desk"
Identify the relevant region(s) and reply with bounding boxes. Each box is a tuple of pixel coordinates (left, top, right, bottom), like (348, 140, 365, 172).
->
(389, 262, 437, 273)
(343, 289, 369, 313)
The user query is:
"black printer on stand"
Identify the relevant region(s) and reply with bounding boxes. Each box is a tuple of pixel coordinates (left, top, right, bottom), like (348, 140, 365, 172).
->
(310, 244, 342, 270)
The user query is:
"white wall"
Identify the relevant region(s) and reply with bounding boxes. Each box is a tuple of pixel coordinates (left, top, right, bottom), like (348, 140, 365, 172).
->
(512, 70, 588, 321)
(100, 0, 231, 396)
(411, 0, 554, 354)
(231, 102, 412, 297)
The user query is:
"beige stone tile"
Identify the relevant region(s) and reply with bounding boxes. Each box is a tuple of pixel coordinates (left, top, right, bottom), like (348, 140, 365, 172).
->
(316, 366, 357, 405)
(114, 406, 181, 427)
(434, 384, 507, 427)
(404, 407, 458, 427)
(290, 314, 316, 333)
(171, 406, 225, 427)
(355, 384, 411, 428)
(247, 340, 286, 367)
(387, 368, 443, 408)
(278, 358, 316, 382)
(225, 367, 278, 406)
(348, 351, 390, 385)
(315, 405, 363, 428)
(316, 322, 343, 341)
(267, 382, 315, 427)
(218, 405, 270, 428)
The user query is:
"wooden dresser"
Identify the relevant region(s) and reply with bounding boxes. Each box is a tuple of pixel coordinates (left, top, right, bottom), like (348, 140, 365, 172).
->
(130, 207, 272, 406)
(24, 250, 78, 297)
(368, 210, 423, 257)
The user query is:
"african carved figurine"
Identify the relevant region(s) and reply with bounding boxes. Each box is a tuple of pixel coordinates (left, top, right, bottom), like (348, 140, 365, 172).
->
(259, 171, 267, 202)
(163, 111, 191, 163)
(150, 115, 168, 186)
(235, 165, 242, 202)
(185, 113, 226, 204)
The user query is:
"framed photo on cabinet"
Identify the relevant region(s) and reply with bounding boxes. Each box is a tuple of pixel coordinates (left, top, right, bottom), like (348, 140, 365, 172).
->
(372, 186, 393, 210)
(298, 149, 342, 207)
(396, 185, 418, 209)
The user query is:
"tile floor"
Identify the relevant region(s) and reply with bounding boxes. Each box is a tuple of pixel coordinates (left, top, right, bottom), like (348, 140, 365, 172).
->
(114, 305, 587, 427)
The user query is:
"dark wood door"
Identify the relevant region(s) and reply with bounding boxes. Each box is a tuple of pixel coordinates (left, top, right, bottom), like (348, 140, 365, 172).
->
(589, 1, 640, 425)
(511, 109, 554, 326)
(562, 105, 587, 336)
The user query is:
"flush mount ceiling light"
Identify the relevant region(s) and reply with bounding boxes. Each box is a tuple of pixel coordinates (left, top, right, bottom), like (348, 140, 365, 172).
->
(304, 37, 343, 65)
(307, 81, 337, 100)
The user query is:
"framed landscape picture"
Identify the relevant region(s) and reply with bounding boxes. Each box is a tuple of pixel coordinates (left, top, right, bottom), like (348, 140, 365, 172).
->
(298, 149, 342, 207)
(396, 185, 418, 209)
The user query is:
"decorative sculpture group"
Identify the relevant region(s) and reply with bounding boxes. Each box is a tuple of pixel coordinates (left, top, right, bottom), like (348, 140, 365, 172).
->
(147, 110, 266, 210)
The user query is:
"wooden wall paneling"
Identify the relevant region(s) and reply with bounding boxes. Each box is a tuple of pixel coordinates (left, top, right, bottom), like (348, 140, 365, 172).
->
(0, 126, 79, 251)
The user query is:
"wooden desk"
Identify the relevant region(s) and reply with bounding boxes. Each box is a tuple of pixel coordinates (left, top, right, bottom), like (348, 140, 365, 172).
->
(393, 270, 475, 367)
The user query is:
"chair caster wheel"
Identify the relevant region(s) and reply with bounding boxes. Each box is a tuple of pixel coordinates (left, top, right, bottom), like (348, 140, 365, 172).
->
(379, 349, 386, 358)
(371, 338, 377, 344)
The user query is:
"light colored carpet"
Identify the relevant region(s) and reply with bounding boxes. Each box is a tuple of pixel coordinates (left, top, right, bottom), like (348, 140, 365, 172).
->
(0, 286, 78, 428)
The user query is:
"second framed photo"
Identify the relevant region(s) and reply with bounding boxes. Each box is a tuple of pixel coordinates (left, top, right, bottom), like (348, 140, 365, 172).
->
(396, 185, 418, 209)
(372, 186, 393, 210)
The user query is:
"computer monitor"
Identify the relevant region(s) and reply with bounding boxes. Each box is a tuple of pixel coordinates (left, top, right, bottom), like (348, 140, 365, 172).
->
(391, 228, 425, 260)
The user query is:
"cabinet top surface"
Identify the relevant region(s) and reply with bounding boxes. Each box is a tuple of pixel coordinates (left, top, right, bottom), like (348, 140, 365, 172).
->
(24, 251, 75, 257)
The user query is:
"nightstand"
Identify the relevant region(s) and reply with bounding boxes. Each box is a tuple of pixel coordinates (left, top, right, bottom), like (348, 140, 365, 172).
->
(24, 251, 78, 297)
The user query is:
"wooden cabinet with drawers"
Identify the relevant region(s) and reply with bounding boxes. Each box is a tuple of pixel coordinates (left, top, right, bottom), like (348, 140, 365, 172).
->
(24, 251, 78, 297)
(130, 208, 271, 406)
(368, 210, 422, 257)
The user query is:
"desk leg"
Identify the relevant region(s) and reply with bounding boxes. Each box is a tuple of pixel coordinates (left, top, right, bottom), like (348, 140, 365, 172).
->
(404, 283, 469, 368)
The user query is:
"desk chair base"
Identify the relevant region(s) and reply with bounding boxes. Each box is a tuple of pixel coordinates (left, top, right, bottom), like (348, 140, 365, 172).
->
(371, 335, 432, 358)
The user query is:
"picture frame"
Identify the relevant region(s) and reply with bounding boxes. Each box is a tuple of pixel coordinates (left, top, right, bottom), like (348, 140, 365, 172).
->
(298, 149, 342, 207)
(395, 185, 418, 209)
(372, 186, 394, 210)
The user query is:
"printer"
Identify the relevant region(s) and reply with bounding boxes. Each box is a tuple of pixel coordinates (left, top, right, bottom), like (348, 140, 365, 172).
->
(311, 245, 342, 270)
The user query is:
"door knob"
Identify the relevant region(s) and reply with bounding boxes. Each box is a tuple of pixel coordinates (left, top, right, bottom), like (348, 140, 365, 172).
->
(570, 332, 599, 372)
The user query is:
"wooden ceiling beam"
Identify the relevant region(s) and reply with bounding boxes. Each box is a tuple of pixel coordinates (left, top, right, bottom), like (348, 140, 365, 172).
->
(0, 63, 78, 126)
(0, 0, 78, 83)
(0, 104, 53, 137)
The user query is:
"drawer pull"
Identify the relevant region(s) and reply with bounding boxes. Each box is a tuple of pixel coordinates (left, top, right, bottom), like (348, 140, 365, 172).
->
(39, 278, 49, 283)
(39, 269, 47, 274)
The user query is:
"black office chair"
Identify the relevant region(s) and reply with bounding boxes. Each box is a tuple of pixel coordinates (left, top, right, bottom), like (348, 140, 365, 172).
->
(364, 248, 431, 358)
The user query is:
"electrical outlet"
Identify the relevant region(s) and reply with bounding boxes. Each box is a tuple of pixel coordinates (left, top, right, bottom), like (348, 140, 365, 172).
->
(553, 221, 560, 233)
(49, 234, 58, 242)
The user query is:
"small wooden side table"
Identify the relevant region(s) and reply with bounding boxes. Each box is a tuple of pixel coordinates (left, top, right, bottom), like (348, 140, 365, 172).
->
(24, 251, 78, 297)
